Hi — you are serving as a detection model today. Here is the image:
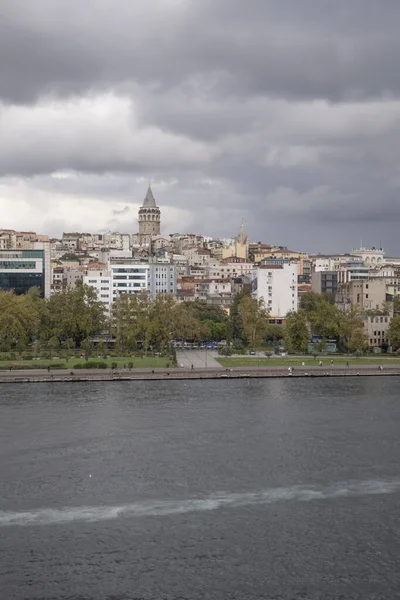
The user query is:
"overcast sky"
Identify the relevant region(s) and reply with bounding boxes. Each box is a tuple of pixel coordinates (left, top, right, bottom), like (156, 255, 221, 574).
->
(1, 0, 400, 253)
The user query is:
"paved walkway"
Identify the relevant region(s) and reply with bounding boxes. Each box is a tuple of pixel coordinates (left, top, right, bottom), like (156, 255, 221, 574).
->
(176, 349, 221, 369)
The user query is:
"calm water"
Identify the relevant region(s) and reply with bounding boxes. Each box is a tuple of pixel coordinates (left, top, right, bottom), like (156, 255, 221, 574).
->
(1, 378, 400, 600)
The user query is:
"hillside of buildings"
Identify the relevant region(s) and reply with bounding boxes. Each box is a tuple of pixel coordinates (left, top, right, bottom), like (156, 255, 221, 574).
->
(2, 184, 400, 358)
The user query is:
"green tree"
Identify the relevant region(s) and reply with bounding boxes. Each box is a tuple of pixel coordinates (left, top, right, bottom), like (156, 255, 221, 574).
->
(301, 292, 341, 339)
(229, 288, 252, 343)
(392, 296, 400, 317)
(0, 290, 42, 349)
(171, 303, 202, 341)
(45, 283, 106, 345)
(284, 311, 309, 353)
(81, 337, 94, 360)
(112, 292, 152, 351)
(265, 324, 285, 343)
(147, 294, 176, 351)
(237, 295, 269, 348)
(47, 336, 60, 352)
(339, 309, 367, 352)
(388, 317, 400, 350)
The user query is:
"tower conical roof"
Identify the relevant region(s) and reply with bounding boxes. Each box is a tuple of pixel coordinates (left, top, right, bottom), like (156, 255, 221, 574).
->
(142, 185, 157, 208)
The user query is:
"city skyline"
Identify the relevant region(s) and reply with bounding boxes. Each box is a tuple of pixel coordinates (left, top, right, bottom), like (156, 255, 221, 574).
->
(2, 1, 400, 253)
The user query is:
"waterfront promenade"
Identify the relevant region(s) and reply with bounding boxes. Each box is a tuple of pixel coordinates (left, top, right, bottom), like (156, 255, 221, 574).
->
(1, 363, 399, 383)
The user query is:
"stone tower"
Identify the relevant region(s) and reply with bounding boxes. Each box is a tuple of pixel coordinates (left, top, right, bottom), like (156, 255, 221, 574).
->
(133, 184, 161, 247)
(234, 220, 249, 259)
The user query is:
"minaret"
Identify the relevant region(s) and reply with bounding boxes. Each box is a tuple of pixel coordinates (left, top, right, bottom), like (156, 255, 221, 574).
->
(134, 184, 161, 247)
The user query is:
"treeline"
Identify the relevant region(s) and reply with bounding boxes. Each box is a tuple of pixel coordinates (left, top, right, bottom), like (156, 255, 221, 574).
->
(0, 284, 272, 354)
(3, 284, 399, 356)
(285, 292, 375, 353)
(0, 285, 105, 353)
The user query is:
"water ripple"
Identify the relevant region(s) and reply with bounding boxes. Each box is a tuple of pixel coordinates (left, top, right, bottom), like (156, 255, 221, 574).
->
(1, 477, 399, 527)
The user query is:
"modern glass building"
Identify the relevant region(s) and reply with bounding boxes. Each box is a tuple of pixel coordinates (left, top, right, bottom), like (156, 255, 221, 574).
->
(0, 247, 51, 298)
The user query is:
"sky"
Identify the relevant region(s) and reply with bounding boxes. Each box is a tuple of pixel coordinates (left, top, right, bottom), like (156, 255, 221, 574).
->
(1, 0, 400, 253)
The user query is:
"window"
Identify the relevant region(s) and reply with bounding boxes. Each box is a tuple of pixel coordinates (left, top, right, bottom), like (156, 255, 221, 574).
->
(366, 294, 369, 299)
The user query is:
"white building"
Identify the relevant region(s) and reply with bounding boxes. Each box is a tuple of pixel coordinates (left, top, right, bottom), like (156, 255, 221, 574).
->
(252, 263, 298, 317)
(83, 271, 112, 313)
(351, 246, 385, 266)
(84, 260, 177, 311)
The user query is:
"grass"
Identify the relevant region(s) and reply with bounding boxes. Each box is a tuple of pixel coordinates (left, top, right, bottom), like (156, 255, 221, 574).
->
(217, 356, 400, 368)
(0, 356, 171, 369)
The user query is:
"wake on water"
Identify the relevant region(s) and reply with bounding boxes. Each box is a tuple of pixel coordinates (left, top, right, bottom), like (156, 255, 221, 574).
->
(1, 478, 399, 527)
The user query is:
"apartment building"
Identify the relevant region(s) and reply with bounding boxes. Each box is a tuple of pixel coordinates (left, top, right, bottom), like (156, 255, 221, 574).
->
(363, 314, 391, 351)
(336, 279, 388, 312)
(252, 262, 298, 317)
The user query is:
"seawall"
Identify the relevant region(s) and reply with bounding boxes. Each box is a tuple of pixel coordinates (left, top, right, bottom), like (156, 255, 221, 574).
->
(0, 365, 399, 384)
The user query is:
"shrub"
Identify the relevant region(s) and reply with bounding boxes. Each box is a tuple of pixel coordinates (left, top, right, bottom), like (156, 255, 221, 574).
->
(96, 361, 107, 369)
(128, 361, 134, 369)
(111, 362, 118, 369)
(218, 346, 232, 356)
(85, 361, 99, 369)
(73, 363, 83, 369)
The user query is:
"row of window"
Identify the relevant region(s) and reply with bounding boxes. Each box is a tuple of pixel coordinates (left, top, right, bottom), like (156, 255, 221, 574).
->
(0, 261, 37, 269)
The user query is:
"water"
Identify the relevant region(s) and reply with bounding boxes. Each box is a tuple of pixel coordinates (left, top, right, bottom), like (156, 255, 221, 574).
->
(1, 378, 400, 599)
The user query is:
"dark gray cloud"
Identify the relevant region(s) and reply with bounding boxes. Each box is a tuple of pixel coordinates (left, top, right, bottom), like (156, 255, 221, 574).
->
(1, 0, 400, 253)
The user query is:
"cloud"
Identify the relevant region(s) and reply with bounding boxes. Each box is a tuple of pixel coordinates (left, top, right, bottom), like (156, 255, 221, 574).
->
(0, 94, 211, 176)
(1, 0, 400, 253)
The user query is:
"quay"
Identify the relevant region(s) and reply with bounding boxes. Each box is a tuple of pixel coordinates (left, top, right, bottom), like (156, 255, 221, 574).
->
(0, 365, 400, 384)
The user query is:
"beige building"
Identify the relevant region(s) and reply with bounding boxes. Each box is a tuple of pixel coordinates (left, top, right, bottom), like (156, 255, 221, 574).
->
(0, 229, 17, 249)
(132, 185, 161, 247)
(336, 279, 388, 312)
(363, 314, 391, 351)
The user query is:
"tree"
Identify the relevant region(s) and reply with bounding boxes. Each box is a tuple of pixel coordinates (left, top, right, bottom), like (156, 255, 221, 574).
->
(112, 292, 152, 351)
(0, 290, 42, 348)
(237, 295, 269, 348)
(284, 311, 309, 353)
(47, 336, 60, 352)
(81, 337, 94, 360)
(171, 303, 202, 341)
(339, 309, 368, 352)
(388, 317, 400, 351)
(392, 296, 400, 317)
(147, 294, 176, 351)
(265, 324, 285, 343)
(45, 283, 106, 345)
(230, 288, 252, 343)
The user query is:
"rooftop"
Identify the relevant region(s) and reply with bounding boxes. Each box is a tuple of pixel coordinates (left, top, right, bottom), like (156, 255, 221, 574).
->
(142, 185, 157, 208)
